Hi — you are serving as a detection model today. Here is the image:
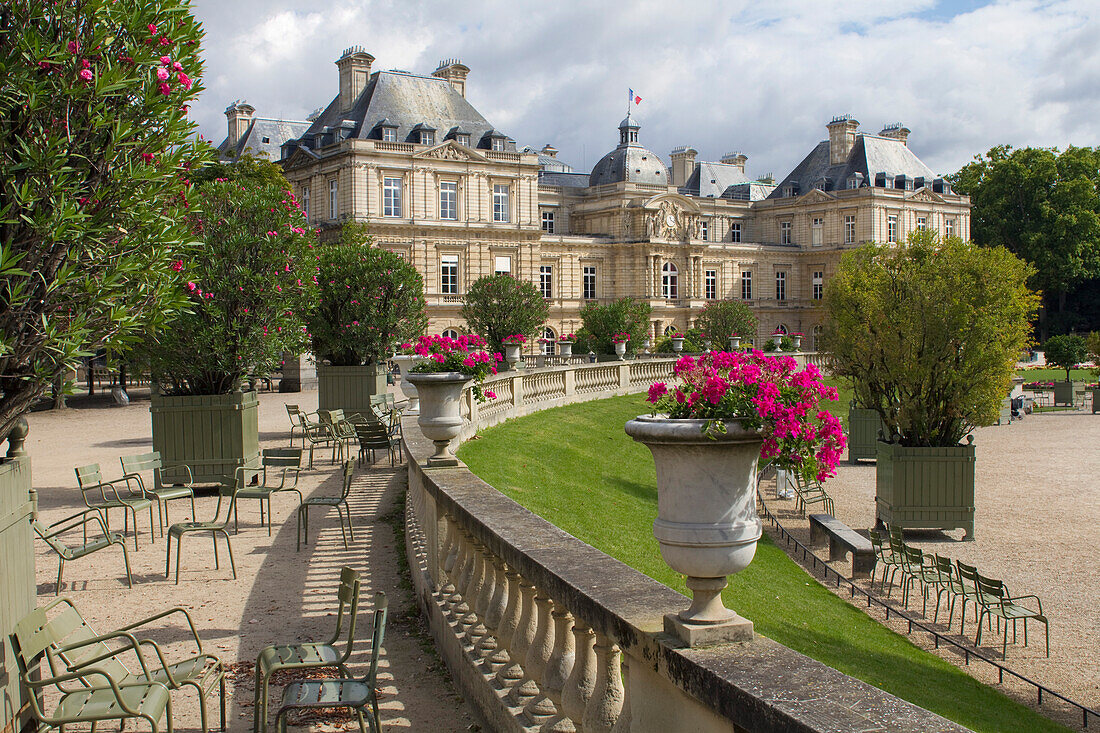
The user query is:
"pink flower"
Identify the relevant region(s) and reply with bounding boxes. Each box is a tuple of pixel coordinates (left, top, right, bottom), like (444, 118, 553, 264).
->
(647, 382, 668, 404)
(177, 72, 192, 90)
(156, 67, 170, 81)
(67, 40, 79, 54)
(79, 69, 93, 82)
(171, 259, 183, 272)
(160, 55, 172, 65)
(186, 281, 197, 292)
(484, 391, 497, 400)
(158, 82, 171, 96)
(173, 61, 183, 71)
(148, 23, 158, 35)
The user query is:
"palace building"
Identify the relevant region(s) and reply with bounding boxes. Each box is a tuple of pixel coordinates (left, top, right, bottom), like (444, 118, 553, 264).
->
(219, 47, 970, 352)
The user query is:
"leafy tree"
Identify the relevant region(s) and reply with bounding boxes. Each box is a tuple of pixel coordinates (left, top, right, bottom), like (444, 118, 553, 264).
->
(575, 298, 651, 355)
(1043, 334, 1087, 382)
(460, 274, 548, 353)
(694, 300, 757, 346)
(308, 221, 427, 366)
(823, 231, 1037, 447)
(952, 145, 1100, 337)
(653, 327, 704, 353)
(0, 0, 210, 438)
(143, 171, 318, 395)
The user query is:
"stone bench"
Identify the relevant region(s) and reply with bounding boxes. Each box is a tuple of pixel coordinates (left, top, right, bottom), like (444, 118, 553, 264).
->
(809, 513, 876, 578)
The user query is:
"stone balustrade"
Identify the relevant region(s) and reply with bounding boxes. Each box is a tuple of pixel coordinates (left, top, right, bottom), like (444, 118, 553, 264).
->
(402, 360, 965, 733)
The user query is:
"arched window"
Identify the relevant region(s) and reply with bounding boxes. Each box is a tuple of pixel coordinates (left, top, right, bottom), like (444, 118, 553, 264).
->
(441, 328, 459, 339)
(812, 325, 823, 352)
(775, 324, 788, 335)
(661, 262, 678, 299)
(664, 324, 679, 336)
(541, 327, 556, 356)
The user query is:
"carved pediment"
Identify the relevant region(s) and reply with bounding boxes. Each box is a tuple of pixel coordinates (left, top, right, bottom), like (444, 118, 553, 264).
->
(414, 141, 487, 162)
(281, 146, 320, 171)
(799, 188, 835, 203)
(905, 187, 945, 204)
(643, 196, 699, 242)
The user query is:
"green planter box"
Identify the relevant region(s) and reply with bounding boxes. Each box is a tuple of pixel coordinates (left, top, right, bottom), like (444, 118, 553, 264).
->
(151, 390, 260, 488)
(847, 404, 886, 464)
(1052, 380, 1076, 407)
(0, 454, 35, 733)
(1091, 387, 1100, 414)
(317, 364, 387, 415)
(876, 439, 976, 540)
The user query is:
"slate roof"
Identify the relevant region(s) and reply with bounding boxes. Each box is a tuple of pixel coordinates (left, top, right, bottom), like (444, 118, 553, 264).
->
(538, 171, 590, 188)
(767, 134, 938, 200)
(680, 161, 752, 197)
(217, 117, 310, 161)
(589, 146, 669, 186)
(289, 70, 512, 153)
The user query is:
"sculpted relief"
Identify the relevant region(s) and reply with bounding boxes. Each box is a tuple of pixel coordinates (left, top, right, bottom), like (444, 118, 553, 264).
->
(645, 199, 697, 241)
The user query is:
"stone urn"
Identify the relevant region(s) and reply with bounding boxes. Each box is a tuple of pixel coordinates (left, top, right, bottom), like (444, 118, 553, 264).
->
(771, 333, 784, 348)
(559, 341, 573, 359)
(624, 415, 762, 645)
(703, 339, 713, 353)
(642, 337, 652, 353)
(791, 333, 803, 350)
(406, 372, 470, 467)
(392, 355, 425, 414)
(614, 341, 628, 359)
(504, 344, 522, 371)
(728, 335, 741, 351)
(671, 336, 685, 353)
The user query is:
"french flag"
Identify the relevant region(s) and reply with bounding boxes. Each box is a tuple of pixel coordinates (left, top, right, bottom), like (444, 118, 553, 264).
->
(629, 88, 641, 105)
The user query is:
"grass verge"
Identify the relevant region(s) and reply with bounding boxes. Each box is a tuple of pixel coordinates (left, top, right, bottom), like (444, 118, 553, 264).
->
(457, 393, 1070, 733)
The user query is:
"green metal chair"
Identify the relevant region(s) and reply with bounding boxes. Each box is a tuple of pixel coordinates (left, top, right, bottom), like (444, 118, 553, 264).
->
(297, 460, 355, 551)
(792, 473, 835, 516)
(254, 567, 362, 733)
(897, 545, 942, 615)
(302, 417, 341, 469)
(318, 409, 365, 461)
(930, 553, 964, 628)
(10, 604, 175, 733)
(33, 508, 133, 594)
(28, 597, 226, 732)
(354, 419, 400, 468)
(120, 451, 198, 536)
(75, 463, 156, 550)
(868, 529, 901, 595)
(165, 481, 239, 583)
(286, 404, 320, 449)
(233, 448, 304, 536)
(974, 571, 1049, 658)
(275, 592, 388, 733)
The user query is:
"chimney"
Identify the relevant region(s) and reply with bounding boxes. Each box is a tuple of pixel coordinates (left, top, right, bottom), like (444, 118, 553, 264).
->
(720, 150, 748, 172)
(540, 144, 559, 159)
(879, 122, 911, 146)
(826, 115, 860, 166)
(433, 59, 470, 98)
(225, 100, 255, 149)
(336, 46, 374, 112)
(669, 146, 698, 187)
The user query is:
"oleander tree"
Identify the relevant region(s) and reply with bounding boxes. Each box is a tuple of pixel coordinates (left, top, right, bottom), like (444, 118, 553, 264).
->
(0, 0, 210, 439)
(460, 274, 548, 353)
(823, 230, 1037, 447)
(694, 300, 757, 346)
(575, 298, 651, 355)
(142, 158, 319, 395)
(1043, 334, 1087, 383)
(307, 221, 427, 366)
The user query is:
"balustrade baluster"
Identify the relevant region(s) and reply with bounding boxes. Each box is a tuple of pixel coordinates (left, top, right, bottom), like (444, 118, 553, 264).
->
(562, 620, 596, 726)
(582, 634, 623, 733)
(447, 531, 472, 618)
(462, 545, 490, 643)
(438, 515, 458, 596)
(522, 593, 558, 725)
(476, 556, 508, 664)
(539, 604, 578, 732)
(610, 655, 630, 733)
(498, 577, 534, 693)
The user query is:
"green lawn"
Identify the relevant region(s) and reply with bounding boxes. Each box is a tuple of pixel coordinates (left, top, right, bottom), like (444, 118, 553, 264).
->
(1017, 367, 1095, 383)
(458, 394, 1070, 733)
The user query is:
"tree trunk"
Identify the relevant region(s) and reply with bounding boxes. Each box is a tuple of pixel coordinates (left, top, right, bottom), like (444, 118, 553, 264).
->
(51, 371, 66, 410)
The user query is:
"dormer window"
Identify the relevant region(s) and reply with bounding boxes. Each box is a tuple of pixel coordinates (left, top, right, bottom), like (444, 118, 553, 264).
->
(456, 133, 470, 146)
(847, 173, 863, 189)
(491, 137, 505, 152)
(381, 126, 397, 142)
(420, 130, 434, 145)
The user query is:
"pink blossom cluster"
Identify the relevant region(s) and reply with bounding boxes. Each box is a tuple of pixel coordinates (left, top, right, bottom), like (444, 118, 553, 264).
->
(646, 350, 846, 481)
(612, 332, 631, 343)
(405, 333, 502, 402)
(559, 333, 576, 342)
(501, 334, 527, 345)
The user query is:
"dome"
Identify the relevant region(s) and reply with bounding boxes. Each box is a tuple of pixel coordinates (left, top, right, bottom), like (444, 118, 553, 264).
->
(588, 114, 669, 187)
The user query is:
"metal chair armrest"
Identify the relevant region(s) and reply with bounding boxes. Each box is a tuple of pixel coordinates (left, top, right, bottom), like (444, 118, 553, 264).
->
(116, 607, 205, 654)
(1005, 594, 1043, 613)
(56, 630, 154, 678)
(45, 508, 110, 537)
(160, 463, 195, 486)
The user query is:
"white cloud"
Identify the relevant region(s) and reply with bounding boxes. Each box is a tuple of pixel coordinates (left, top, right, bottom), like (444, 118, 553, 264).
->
(190, 0, 1100, 179)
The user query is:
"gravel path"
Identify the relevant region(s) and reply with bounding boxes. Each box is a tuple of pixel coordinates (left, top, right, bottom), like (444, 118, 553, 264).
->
(762, 409, 1100, 729)
(21, 387, 479, 733)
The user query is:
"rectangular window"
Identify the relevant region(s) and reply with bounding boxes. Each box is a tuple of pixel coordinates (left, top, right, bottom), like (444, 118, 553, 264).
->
(542, 211, 555, 234)
(420, 131, 434, 146)
(491, 137, 505, 151)
(494, 255, 511, 275)
(440, 255, 458, 295)
(456, 133, 470, 146)
(916, 216, 927, 231)
(439, 181, 457, 220)
(730, 222, 742, 243)
(493, 184, 510, 223)
(701, 221, 708, 241)
(705, 269, 717, 300)
(844, 214, 856, 244)
(741, 270, 752, 300)
(328, 179, 338, 219)
(383, 177, 402, 218)
(945, 218, 954, 238)
(811, 217, 823, 247)
(887, 215, 898, 243)
(539, 265, 553, 298)
(780, 221, 792, 245)
(812, 271, 824, 300)
(775, 271, 787, 301)
(381, 127, 397, 142)
(302, 186, 310, 220)
(583, 265, 596, 300)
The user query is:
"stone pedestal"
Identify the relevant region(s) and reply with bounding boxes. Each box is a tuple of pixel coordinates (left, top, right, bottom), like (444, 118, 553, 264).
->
(279, 352, 316, 392)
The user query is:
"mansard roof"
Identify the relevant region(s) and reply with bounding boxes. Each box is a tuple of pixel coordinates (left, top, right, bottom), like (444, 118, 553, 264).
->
(767, 134, 936, 200)
(217, 117, 310, 161)
(680, 161, 752, 198)
(294, 70, 512, 151)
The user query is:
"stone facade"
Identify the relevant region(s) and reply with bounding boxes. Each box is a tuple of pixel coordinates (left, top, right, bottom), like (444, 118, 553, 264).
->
(223, 50, 970, 351)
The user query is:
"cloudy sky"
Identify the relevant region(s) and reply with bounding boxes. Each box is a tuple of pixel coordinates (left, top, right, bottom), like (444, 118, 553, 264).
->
(190, 0, 1100, 181)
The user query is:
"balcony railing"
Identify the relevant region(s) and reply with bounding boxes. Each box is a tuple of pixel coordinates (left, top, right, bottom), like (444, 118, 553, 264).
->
(401, 358, 964, 733)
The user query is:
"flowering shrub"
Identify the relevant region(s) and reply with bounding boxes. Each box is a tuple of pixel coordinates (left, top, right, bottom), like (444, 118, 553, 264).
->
(501, 334, 527, 346)
(1023, 381, 1054, 390)
(646, 351, 846, 481)
(460, 274, 548, 353)
(0, 0, 209, 435)
(559, 333, 577, 342)
(308, 221, 427, 366)
(612, 333, 632, 343)
(575, 297, 650, 355)
(143, 157, 318, 395)
(405, 334, 502, 402)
